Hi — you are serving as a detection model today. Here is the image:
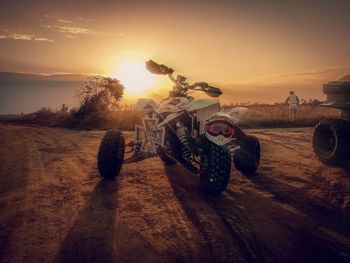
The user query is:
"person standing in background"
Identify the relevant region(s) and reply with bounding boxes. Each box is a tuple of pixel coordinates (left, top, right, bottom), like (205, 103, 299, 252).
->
(285, 91, 299, 121)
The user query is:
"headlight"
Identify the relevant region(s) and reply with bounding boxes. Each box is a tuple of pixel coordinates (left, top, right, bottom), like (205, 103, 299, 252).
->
(204, 113, 236, 145)
(205, 120, 235, 138)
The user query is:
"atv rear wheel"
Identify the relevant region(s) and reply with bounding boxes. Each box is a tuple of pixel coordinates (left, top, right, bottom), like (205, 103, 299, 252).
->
(200, 140, 231, 195)
(313, 119, 350, 166)
(98, 130, 125, 179)
(234, 135, 260, 175)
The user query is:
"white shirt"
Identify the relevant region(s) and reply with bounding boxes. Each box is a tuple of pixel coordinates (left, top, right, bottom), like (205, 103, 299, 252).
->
(287, 95, 299, 105)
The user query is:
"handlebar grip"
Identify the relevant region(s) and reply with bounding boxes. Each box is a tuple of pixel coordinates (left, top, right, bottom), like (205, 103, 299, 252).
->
(202, 84, 222, 97)
(146, 60, 174, 75)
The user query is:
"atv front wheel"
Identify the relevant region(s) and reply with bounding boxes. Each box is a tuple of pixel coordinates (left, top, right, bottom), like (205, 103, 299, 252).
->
(234, 135, 260, 175)
(312, 119, 350, 166)
(200, 140, 231, 195)
(98, 130, 125, 179)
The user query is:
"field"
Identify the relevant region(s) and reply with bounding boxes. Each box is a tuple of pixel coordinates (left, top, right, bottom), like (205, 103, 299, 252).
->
(234, 103, 339, 127)
(1, 103, 340, 130)
(0, 124, 349, 263)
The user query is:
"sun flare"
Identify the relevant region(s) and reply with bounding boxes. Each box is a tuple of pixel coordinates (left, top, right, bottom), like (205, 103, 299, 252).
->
(112, 60, 155, 95)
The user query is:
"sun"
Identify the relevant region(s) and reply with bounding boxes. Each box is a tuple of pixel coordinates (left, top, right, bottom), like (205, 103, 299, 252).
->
(112, 60, 155, 95)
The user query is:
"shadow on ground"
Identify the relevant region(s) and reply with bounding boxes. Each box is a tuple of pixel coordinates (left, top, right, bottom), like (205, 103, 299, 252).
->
(164, 165, 248, 263)
(164, 164, 350, 263)
(249, 168, 350, 238)
(54, 179, 118, 263)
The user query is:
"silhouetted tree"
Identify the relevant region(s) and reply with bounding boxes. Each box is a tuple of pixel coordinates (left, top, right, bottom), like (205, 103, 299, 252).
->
(71, 76, 125, 128)
(76, 76, 124, 106)
(310, 99, 322, 107)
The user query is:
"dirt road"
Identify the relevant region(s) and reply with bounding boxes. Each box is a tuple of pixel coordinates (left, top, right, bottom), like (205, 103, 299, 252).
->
(0, 124, 349, 263)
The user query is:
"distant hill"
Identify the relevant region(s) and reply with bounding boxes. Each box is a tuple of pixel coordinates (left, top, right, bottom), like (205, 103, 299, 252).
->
(0, 113, 21, 120)
(0, 72, 88, 82)
(0, 72, 89, 114)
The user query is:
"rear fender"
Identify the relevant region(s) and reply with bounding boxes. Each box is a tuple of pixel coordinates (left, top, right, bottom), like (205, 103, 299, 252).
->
(225, 107, 248, 123)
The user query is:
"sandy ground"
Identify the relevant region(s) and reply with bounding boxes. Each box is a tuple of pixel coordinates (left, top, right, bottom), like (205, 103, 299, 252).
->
(0, 124, 349, 263)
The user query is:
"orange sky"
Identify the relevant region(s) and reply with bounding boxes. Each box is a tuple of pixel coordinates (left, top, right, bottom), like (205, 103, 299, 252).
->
(0, 0, 350, 112)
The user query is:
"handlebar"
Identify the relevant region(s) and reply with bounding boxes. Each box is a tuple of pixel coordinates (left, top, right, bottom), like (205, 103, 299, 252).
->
(146, 59, 222, 97)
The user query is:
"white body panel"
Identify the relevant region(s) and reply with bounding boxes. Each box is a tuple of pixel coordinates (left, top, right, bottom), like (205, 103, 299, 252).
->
(188, 99, 220, 111)
(191, 99, 221, 134)
(157, 97, 194, 113)
(136, 96, 249, 146)
(157, 97, 221, 134)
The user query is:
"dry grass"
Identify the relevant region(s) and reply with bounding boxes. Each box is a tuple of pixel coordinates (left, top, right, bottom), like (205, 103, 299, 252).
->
(237, 104, 339, 128)
(1, 103, 340, 130)
(1, 109, 141, 130)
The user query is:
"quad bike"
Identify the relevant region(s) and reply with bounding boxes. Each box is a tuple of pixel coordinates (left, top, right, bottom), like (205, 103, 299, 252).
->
(312, 75, 350, 166)
(98, 60, 260, 195)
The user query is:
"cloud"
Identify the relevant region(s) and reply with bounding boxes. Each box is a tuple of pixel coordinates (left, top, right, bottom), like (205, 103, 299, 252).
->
(0, 14, 95, 43)
(256, 66, 350, 86)
(223, 66, 350, 87)
(56, 26, 95, 35)
(57, 19, 73, 23)
(44, 24, 96, 38)
(219, 66, 350, 103)
(65, 35, 77, 39)
(0, 33, 53, 42)
(10, 33, 33, 40)
(278, 66, 350, 80)
(34, 37, 54, 42)
(42, 14, 96, 38)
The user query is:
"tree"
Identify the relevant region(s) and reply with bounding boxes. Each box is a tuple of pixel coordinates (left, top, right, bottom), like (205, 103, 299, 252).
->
(76, 76, 124, 108)
(71, 76, 125, 127)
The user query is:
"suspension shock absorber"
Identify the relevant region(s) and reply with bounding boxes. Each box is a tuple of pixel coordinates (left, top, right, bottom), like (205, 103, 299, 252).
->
(176, 121, 192, 158)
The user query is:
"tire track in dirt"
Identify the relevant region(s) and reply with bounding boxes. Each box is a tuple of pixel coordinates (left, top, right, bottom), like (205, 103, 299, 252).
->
(2, 132, 49, 263)
(0, 126, 32, 263)
(163, 163, 350, 263)
(247, 128, 350, 241)
(164, 165, 247, 263)
(220, 186, 349, 263)
(250, 167, 350, 240)
(0, 125, 104, 263)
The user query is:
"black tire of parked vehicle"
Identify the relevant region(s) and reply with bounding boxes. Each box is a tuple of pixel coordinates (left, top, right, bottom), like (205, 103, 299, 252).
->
(312, 118, 350, 166)
(234, 135, 260, 175)
(200, 140, 231, 195)
(98, 130, 125, 179)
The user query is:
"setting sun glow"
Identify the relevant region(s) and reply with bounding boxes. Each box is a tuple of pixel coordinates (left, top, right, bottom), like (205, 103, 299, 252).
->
(112, 61, 155, 96)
